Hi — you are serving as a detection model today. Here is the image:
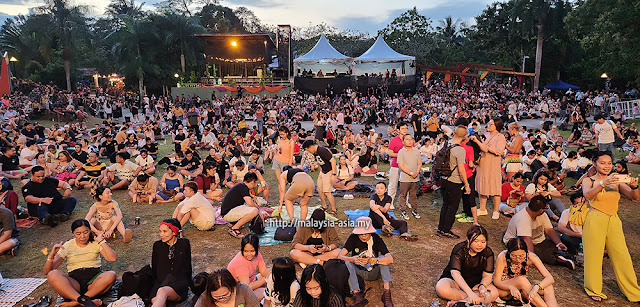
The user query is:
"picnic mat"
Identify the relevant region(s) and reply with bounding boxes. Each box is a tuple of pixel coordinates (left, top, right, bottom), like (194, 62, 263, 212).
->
(16, 218, 38, 228)
(343, 209, 407, 235)
(0, 278, 46, 307)
(257, 224, 290, 247)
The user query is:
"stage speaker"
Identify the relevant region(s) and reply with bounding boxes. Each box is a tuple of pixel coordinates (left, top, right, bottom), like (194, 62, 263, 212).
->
(277, 25, 291, 78)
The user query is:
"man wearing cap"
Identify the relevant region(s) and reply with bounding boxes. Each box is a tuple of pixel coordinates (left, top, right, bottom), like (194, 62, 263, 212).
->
(302, 140, 337, 216)
(339, 216, 394, 307)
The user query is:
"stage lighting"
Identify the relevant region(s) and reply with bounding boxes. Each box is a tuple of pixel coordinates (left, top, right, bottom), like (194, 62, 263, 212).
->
(231, 41, 237, 47)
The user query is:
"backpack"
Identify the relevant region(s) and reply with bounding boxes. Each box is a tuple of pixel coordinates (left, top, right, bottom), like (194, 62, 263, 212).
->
(430, 142, 461, 184)
(249, 215, 266, 234)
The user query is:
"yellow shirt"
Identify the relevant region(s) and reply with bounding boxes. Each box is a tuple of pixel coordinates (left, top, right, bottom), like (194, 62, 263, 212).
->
(589, 184, 621, 216)
(57, 239, 102, 272)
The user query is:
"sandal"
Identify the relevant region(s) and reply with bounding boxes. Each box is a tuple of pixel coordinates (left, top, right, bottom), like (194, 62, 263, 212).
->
(400, 233, 418, 241)
(228, 228, 243, 239)
(589, 296, 604, 302)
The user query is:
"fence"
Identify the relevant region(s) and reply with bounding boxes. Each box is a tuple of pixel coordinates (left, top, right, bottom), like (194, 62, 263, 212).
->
(610, 99, 640, 119)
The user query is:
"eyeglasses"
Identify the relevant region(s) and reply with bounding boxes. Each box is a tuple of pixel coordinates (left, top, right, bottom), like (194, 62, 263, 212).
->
(168, 245, 175, 260)
(212, 290, 233, 302)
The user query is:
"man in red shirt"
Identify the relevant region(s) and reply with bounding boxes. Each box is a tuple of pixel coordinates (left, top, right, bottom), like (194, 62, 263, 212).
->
(387, 121, 408, 211)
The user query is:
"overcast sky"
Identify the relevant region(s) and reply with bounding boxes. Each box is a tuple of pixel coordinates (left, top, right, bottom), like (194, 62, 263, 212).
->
(0, 0, 494, 35)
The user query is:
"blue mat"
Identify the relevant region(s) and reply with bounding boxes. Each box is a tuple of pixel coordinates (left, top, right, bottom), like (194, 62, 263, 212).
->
(257, 225, 291, 247)
(343, 209, 405, 235)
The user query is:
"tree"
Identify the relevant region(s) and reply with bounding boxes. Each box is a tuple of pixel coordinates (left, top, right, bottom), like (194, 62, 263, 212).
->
(106, 0, 146, 19)
(197, 4, 244, 33)
(153, 13, 205, 73)
(377, 7, 435, 64)
(233, 7, 267, 34)
(34, 0, 90, 91)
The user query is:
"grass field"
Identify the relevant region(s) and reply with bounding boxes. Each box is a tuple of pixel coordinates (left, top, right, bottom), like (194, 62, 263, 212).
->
(4, 117, 640, 306)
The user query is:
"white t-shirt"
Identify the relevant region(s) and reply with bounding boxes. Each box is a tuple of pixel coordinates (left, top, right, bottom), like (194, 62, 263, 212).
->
(525, 183, 557, 196)
(521, 156, 534, 173)
(503, 209, 553, 245)
(109, 160, 139, 180)
(19, 147, 38, 166)
(135, 155, 154, 168)
(593, 121, 616, 144)
(558, 208, 582, 235)
(179, 192, 216, 223)
(561, 158, 579, 172)
(578, 156, 592, 169)
(264, 273, 300, 307)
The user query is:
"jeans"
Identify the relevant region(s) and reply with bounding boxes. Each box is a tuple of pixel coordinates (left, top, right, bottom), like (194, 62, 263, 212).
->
(35, 197, 77, 219)
(546, 198, 566, 220)
(398, 181, 418, 212)
(388, 167, 400, 204)
(498, 202, 528, 214)
(560, 233, 582, 256)
(370, 213, 408, 234)
(438, 180, 463, 232)
(345, 261, 392, 292)
(598, 142, 615, 154)
(256, 117, 264, 132)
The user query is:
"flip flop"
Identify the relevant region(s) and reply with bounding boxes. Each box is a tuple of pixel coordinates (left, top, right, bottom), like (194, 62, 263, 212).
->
(228, 228, 243, 238)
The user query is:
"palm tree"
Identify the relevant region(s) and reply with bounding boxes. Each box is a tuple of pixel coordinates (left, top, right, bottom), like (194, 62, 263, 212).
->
(154, 13, 205, 73)
(34, 0, 89, 92)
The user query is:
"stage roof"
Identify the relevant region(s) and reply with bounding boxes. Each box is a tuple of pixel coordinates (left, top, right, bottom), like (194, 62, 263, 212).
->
(196, 33, 275, 63)
(356, 35, 414, 62)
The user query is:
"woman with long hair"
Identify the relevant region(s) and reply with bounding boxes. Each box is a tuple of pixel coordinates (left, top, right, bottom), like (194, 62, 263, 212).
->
(44, 219, 118, 307)
(274, 126, 295, 201)
(581, 150, 640, 302)
(469, 118, 506, 220)
(293, 264, 344, 307)
(150, 218, 192, 307)
(51, 150, 83, 186)
(85, 186, 133, 243)
(264, 257, 299, 307)
(227, 233, 269, 300)
(194, 268, 259, 307)
(493, 237, 558, 307)
(504, 122, 523, 181)
(332, 155, 358, 191)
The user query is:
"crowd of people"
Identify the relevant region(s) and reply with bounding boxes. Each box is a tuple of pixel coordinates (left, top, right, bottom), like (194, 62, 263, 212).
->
(1, 78, 640, 307)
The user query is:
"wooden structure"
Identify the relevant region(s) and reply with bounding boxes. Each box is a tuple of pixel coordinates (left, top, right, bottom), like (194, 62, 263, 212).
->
(196, 33, 276, 84)
(417, 62, 536, 90)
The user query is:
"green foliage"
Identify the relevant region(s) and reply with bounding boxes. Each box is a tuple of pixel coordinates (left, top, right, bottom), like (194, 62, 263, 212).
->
(378, 7, 436, 64)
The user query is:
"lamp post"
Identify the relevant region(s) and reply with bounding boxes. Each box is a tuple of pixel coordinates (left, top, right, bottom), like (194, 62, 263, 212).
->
(174, 73, 181, 87)
(9, 56, 17, 78)
(601, 72, 610, 90)
(521, 55, 530, 73)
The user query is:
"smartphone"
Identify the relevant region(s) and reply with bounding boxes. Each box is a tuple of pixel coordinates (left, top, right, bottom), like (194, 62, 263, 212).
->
(615, 174, 632, 183)
(315, 245, 323, 249)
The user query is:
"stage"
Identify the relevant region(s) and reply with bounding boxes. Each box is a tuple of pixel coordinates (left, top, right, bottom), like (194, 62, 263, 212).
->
(294, 75, 417, 95)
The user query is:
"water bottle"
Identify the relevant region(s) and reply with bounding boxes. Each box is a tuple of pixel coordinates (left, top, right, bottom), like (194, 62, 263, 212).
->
(576, 243, 584, 265)
(482, 291, 492, 307)
(430, 298, 441, 307)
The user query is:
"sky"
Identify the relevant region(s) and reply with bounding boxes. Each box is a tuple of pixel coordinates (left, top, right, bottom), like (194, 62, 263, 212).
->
(0, 0, 494, 35)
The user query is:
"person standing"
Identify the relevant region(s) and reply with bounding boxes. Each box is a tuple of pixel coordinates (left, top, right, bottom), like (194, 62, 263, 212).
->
(581, 151, 640, 302)
(437, 126, 470, 239)
(593, 113, 624, 153)
(470, 118, 506, 220)
(397, 134, 421, 220)
(274, 126, 295, 201)
(387, 122, 409, 209)
(457, 136, 478, 224)
(302, 140, 337, 216)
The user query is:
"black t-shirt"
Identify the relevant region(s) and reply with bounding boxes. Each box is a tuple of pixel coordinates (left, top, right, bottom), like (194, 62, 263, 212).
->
(71, 151, 88, 164)
(143, 143, 159, 154)
(440, 241, 494, 288)
(0, 207, 19, 238)
(286, 168, 304, 183)
(221, 183, 250, 216)
(0, 154, 19, 170)
(314, 146, 334, 174)
(411, 114, 421, 132)
(174, 133, 186, 143)
(21, 128, 37, 139)
(368, 194, 393, 227)
(180, 156, 201, 171)
(101, 140, 117, 154)
(213, 159, 229, 180)
(34, 126, 46, 138)
(342, 233, 389, 258)
(22, 177, 63, 202)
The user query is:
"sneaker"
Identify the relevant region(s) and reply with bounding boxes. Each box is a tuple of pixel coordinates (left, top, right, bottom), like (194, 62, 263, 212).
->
(457, 216, 474, 223)
(381, 225, 394, 237)
(389, 203, 395, 210)
(442, 231, 461, 239)
(411, 210, 421, 219)
(492, 211, 500, 220)
(399, 211, 410, 220)
(455, 212, 467, 219)
(52, 213, 69, 223)
(477, 209, 489, 216)
(557, 255, 575, 270)
(42, 215, 58, 227)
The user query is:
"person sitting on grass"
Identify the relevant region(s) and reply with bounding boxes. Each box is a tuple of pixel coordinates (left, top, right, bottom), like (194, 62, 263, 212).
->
(171, 181, 216, 231)
(293, 264, 345, 307)
(493, 237, 558, 307)
(436, 225, 500, 306)
(75, 152, 106, 191)
(178, 149, 201, 179)
(227, 233, 270, 301)
(134, 149, 155, 175)
(369, 182, 417, 241)
(102, 152, 141, 190)
(85, 186, 133, 243)
(150, 218, 192, 307)
(332, 155, 358, 191)
(278, 166, 315, 221)
(290, 208, 341, 267)
(264, 257, 299, 307)
(221, 172, 260, 238)
(226, 160, 249, 188)
(557, 192, 584, 256)
(193, 161, 223, 203)
(156, 165, 185, 203)
(0, 207, 19, 256)
(0, 146, 28, 179)
(23, 165, 76, 227)
(195, 268, 260, 307)
(127, 173, 159, 204)
(499, 173, 527, 217)
(44, 219, 117, 307)
(248, 163, 270, 204)
(338, 216, 395, 307)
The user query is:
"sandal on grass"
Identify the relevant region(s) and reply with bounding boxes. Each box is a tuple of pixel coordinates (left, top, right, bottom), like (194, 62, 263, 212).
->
(228, 228, 243, 238)
(589, 296, 604, 302)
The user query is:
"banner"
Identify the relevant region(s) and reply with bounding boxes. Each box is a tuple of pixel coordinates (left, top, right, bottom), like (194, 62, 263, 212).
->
(461, 67, 471, 73)
(242, 86, 263, 94)
(0, 55, 9, 96)
(264, 85, 284, 93)
(480, 71, 489, 80)
(425, 71, 433, 80)
(444, 74, 451, 83)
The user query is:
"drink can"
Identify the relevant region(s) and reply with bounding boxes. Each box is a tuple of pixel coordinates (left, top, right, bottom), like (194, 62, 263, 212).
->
(135, 217, 141, 225)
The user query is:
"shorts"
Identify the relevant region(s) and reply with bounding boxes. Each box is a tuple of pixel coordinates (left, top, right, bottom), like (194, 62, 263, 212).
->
(157, 192, 172, 201)
(223, 205, 256, 223)
(192, 218, 214, 231)
(271, 159, 289, 172)
(505, 163, 521, 173)
(285, 173, 315, 199)
(317, 171, 332, 194)
(68, 267, 102, 294)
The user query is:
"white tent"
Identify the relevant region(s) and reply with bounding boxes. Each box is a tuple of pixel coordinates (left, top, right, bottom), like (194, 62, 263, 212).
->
(353, 35, 415, 76)
(294, 34, 352, 75)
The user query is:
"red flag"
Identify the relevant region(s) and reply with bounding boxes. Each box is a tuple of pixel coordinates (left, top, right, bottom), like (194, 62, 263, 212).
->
(444, 74, 451, 83)
(0, 55, 9, 96)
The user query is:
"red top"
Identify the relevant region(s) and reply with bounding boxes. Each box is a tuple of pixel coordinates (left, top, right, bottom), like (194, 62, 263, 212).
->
(501, 182, 525, 203)
(389, 135, 404, 168)
(462, 144, 474, 178)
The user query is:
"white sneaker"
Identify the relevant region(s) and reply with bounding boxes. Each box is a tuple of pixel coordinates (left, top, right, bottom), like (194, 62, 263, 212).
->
(492, 211, 500, 219)
(477, 209, 488, 216)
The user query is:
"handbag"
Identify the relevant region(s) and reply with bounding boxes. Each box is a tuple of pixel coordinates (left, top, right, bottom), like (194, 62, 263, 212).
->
(505, 153, 521, 164)
(569, 199, 589, 226)
(273, 226, 296, 241)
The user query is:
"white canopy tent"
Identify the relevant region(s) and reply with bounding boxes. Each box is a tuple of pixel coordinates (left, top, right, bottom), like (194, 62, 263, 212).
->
(293, 34, 352, 75)
(353, 35, 415, 76)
